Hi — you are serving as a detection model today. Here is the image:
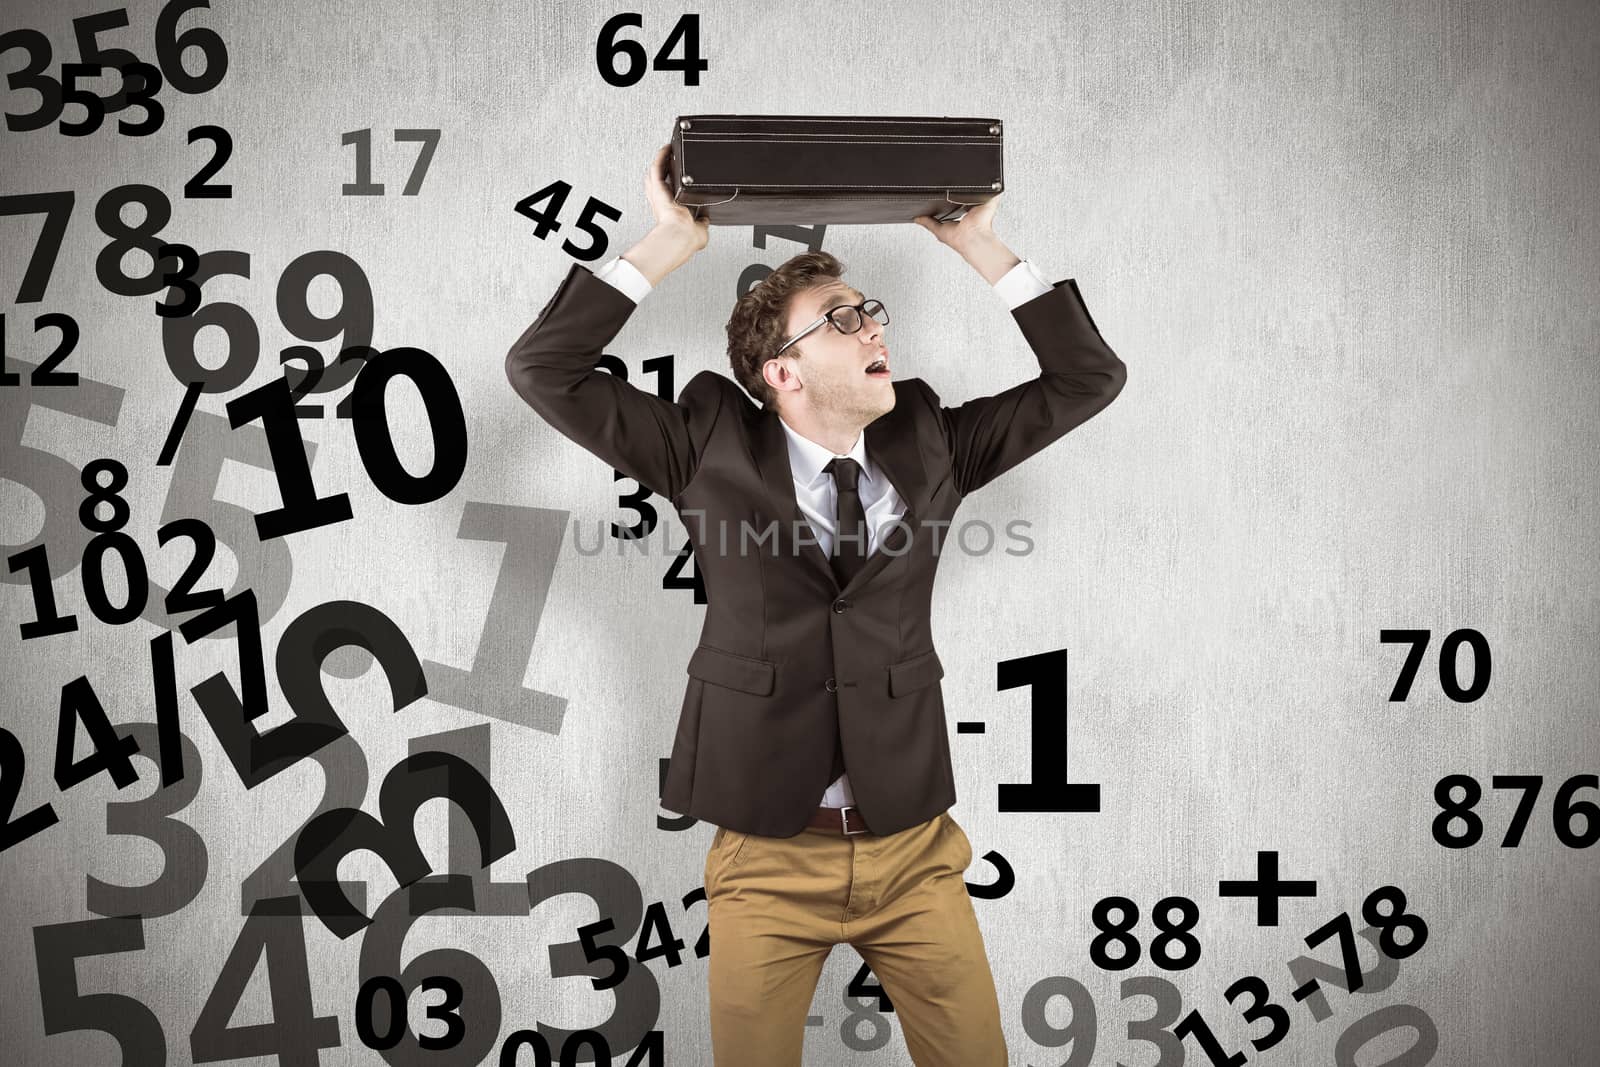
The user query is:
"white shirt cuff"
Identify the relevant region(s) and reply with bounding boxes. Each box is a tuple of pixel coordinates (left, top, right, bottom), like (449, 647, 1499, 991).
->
(591, 256, 654, 304)
(992, 259, 1052, 310)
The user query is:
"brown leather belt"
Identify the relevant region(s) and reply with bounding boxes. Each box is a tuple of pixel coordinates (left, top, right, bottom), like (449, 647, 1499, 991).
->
(809, 805, 872, 835)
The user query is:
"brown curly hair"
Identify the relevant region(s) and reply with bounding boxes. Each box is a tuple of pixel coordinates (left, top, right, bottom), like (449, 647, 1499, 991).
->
(726, 251, 846, 409)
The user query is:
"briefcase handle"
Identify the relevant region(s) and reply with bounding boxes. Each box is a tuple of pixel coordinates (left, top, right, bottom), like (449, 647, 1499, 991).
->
(676, 188, 740, 219)
(933, 190, 991, 222)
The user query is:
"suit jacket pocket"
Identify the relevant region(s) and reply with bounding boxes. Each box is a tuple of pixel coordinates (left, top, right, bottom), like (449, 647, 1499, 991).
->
(687, 644, 776, 696)
(886, 649, 945, 697)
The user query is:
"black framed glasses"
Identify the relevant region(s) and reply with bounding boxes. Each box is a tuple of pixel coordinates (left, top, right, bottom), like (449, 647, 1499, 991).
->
(773, 299, 890, 358)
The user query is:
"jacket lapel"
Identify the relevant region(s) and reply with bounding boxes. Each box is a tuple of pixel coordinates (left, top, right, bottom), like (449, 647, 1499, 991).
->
(754, 410, 837, 581)
(847, 414, 922, 594)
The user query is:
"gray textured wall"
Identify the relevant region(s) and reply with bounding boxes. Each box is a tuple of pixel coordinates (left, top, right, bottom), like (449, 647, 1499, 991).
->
(2, 0, 1596, 1063)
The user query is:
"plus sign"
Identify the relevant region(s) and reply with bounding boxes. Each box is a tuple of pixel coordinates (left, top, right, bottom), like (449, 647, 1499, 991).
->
(1217, 850, 1317, 926)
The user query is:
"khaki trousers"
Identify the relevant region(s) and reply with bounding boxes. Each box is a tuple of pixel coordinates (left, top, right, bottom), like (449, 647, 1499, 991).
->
(703, 809, 1007, 1066)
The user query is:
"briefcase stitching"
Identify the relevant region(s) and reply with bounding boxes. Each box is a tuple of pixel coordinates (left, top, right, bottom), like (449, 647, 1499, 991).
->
(674, 128, 1002, 207)
(681, 139, 995, 146)
(679, 194, 985, 201)
(681, 135, 998, 142)
(676, 143, 997, 184)
(680, 116, 998, 126)
(678, 183, 996, 190)
(681, 138, 998, 147)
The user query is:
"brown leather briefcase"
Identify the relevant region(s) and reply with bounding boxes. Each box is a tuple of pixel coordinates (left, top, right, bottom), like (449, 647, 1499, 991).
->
(668, 114, 1004, 225)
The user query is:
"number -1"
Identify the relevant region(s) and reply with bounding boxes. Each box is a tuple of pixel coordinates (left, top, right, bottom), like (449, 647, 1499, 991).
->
(996, 648, 1101, 813)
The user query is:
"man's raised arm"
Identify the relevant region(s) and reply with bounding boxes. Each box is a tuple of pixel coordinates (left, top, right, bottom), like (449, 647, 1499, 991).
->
(912, 199, 1128, 497)
(505, 146, 715, 502)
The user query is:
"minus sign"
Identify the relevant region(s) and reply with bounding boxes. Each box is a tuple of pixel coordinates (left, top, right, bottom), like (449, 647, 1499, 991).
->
(1291, 980, 1320, 1002)
(956, 722, 985, 734)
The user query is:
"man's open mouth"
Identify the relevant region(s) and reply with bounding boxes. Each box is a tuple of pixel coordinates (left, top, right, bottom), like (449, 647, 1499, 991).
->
(865, 356, 890, 377)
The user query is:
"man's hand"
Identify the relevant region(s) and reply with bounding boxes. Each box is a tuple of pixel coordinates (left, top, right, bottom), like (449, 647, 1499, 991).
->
(642, 143, 709, 246)
(913, 195, 1000, 253)
(619, 144, 711, 286)
(912, 196, 1022, 286)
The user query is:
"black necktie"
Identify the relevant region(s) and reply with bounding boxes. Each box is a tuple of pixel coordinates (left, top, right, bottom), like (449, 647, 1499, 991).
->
(824, 457, 868, 784)
(825, 457, 869, 589)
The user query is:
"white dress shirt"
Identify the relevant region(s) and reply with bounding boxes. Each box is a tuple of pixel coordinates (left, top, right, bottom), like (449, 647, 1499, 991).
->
(591, 255, 1054, 311)
(588, 252, 1054, 808)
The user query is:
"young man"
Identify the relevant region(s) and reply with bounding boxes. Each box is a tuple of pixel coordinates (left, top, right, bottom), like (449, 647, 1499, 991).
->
(506, 144, 1126, 1065)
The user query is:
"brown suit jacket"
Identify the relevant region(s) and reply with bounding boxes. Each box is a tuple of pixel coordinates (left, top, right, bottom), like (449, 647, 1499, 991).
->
(506, 262, 1126, 836)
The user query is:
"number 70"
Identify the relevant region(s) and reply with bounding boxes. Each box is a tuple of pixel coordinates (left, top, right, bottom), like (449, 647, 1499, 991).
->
(1380, 628, 1490, 702)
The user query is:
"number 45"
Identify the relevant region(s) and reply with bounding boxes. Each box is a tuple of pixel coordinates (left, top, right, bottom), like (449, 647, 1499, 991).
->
(514, 182, 623, 262)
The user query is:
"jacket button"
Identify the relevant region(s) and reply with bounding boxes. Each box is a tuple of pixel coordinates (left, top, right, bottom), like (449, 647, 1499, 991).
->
(825, 677, 837, 692)
(832, 599, 849, 613)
